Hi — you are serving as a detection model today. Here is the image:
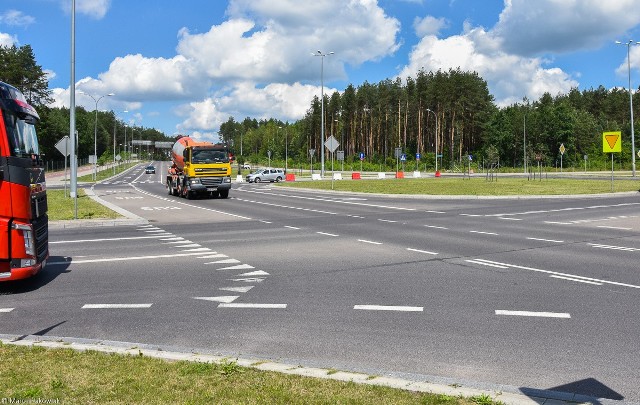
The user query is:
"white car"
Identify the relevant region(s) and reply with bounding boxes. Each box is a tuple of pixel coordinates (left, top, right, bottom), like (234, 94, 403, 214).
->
(241, 163, 251, 170)
(246, 168, 285, 183)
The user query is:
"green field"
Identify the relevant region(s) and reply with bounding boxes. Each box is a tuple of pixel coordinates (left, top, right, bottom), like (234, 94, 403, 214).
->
(47, 188, 121, 220)
(280, 176, 640, 195)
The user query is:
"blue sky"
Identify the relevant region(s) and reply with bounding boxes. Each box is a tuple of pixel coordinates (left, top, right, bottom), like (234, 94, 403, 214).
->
(2, 0, 640, 143)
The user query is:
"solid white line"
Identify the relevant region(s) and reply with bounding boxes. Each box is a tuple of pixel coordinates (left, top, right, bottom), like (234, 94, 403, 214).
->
(425, 225, 448, 230)
(82, 304, 152, 309)
(465, 259, 508, 269)
(406, 248, 438, 255)
(317, 232, 339, 237)
(473, 259, 640, 289)
(378, 219, 397, 223)
(358, 239, 383, 245)
(469, 230, 499, 235)
(218, 303, 287, 309)
(495, 310, 570, 318)
(0, 308, 15, 313)
(47, 252, 208, 265)
(499, 217, 522, 221)
(460, 214, 482, 217)
(549, 275, 602, 285)
(284, 226, 300, 230)
(527, 237, 564, 243)
(597, 225, 632, 230)
(426, 210, 445, 214)
(544, 221, 572, 225)
(354, 305, 423, 312)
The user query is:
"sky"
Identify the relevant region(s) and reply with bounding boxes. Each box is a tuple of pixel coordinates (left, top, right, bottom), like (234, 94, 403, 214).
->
(2, 0, 640, 143)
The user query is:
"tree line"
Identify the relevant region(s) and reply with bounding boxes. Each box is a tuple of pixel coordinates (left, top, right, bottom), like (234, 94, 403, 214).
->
(3, 43, 639, 172)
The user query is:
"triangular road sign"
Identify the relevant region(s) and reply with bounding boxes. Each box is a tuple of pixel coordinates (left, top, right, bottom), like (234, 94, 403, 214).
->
(603, 131, 621, 153)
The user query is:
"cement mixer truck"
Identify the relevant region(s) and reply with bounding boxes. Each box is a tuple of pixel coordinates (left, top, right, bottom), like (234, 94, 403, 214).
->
(166, 136, 232, 199)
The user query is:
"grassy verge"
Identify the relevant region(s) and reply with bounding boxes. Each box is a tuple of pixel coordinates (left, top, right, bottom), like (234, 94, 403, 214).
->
(280, 177, 640, 195)
(47, 188, 121, 220)
(0, 344, 498, 405)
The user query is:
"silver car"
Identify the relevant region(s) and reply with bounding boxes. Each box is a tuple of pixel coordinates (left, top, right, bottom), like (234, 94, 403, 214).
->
(246, 168, 285, 183)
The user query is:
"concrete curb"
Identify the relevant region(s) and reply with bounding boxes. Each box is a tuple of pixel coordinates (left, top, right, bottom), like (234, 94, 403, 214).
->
(0, 334, 625, 405)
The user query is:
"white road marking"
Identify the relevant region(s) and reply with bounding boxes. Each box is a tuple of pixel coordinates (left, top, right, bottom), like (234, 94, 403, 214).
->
(526, 237, 564, 243)
(354, 305, 423, 312)
(218, 303, 287, 309)
(284, 226, 300, 230)
(406, 248, 438, 255)
(495, 310, 570, 319)
(82, 304, 152, 309)
(50, 235, 174, 244)
(588, 243, 640, 252)
(426, 210, 445, 214)
(230, 277, 265, 283)
(378, 219, 397, 223)
(182, 248, 211, 252)
(47, 252, 208, 265)
(499, 217, 522, 221)
(239, 270, 270, 277)
(205, 259, 240, 265)
(460, 214, 482, 217)
(219, 286, 254, 293)
(173, 244, 201, 248)
(465, 259, 509, 269)
(473, 259, 640, 289)
(549, 275, 602, 286)
(0, 308, 15, 313)
(597, 225, 632, 230)
(424, 225, 448, 230)
(544, 221, 572, 225)
(317, 232, 339, 237)
(193, 296, 239, 303)
(218, 264, 255, 270)
(358, 239, 383, 245)
(469, 230, 499, 235)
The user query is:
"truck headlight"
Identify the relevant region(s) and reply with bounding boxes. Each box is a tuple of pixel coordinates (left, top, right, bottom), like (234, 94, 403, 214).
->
(11, 223, 35, 256)
(190, 178, 201, 185)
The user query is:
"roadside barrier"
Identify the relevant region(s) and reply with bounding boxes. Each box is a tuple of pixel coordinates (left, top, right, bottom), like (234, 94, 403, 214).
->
(395, 172, 404, 179)
(352, 172, 361, 180)
(285, 173, 296, 181)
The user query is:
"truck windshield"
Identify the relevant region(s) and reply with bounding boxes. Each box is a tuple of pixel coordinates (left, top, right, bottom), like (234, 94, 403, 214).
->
(3, 109, 39, 157)
(192, 149, 228, 163)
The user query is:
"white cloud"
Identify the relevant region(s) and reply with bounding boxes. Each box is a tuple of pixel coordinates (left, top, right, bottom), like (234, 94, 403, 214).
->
(398, 27, 578, 106)
(50, 0, 400, 137)
(59, 0, 111, 19)
(0, 32, 17, 47)
(494, 0, 640, 56)
(413, 15, 448, 37)
(0, 10, 35, 27)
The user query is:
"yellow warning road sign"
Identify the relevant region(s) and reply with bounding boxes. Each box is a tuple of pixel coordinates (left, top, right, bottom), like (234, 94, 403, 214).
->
(603, 131, 621, 153)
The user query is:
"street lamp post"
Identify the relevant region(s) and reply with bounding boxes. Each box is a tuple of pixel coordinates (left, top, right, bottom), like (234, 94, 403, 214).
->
(523, 112, 527, 174)
(314, 50, 334, 177)
(79, 91, 114, 180)
(616, 40, 638, 177)
(426, 108, 438, 174)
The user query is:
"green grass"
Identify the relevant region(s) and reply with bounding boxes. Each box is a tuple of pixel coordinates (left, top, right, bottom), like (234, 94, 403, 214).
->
(47, 188, 121, 220)
(76, 162, 139, 183)
(0, 344, 498, 405)
(280, 176, 640, 195)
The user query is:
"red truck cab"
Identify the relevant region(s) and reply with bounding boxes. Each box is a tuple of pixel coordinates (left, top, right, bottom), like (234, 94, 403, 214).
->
(0, 81, 48, 281)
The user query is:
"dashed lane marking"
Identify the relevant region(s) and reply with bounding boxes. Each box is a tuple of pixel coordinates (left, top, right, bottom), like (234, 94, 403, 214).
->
(495, 310, 570, 319)
(82, 304, 153, 309)
(526, 237, 564, 243)
(218, 303, 287, 309)
(354, 305, 423, 312)
(0, 308, 15, 313)
(317, 232, 339, 237)
(358, 239, 383, 245)
(193, 296, 239, 303)
(47, 252, 210, 265)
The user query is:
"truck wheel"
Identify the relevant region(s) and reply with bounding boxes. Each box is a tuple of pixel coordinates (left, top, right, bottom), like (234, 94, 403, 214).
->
(219, 189, 229, 199)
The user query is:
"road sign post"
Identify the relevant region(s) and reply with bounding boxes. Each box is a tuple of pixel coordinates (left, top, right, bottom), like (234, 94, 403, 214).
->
(55, 136, 70, 197)
(559, 143, 565, 173)
(603, 131, 622, 192)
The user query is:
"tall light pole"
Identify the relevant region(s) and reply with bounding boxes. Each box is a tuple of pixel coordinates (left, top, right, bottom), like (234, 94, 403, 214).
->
(314, 50, 334, 177)
(616, 40, 637, 177)
(79, 91, 114, 180)
(426, 108, 438, 174)
(523, 112, 527, 174)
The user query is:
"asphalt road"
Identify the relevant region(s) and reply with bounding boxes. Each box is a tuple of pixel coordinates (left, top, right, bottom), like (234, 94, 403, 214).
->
(2, 162, 640, 402)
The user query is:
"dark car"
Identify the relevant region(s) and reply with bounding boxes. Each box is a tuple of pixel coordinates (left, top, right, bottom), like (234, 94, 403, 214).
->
(145, 165, 156, 174)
